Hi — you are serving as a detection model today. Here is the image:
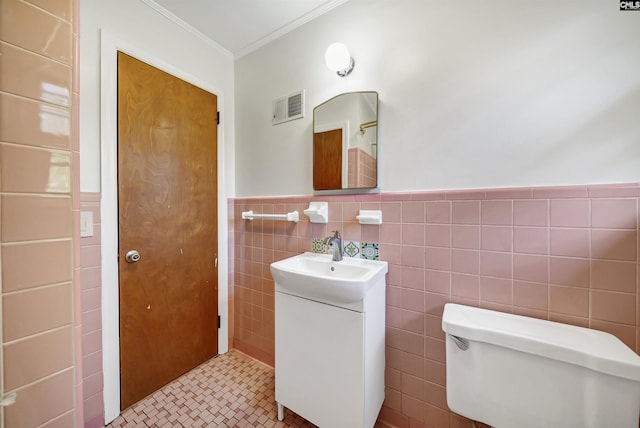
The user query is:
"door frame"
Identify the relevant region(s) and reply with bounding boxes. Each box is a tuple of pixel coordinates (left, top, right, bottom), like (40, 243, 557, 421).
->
(99, 30, 229, 423)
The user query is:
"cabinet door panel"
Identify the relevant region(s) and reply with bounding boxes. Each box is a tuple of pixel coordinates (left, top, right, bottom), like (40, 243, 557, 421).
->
(275, 292, 364, 427)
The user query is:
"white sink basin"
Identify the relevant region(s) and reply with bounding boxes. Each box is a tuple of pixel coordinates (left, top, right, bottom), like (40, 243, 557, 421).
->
(270, 252, 388, 305)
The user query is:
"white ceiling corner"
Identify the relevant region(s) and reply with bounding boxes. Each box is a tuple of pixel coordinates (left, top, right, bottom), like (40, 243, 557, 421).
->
(141, 0, 350, 59)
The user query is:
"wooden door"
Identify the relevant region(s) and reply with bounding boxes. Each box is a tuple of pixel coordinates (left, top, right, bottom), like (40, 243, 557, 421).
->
(313, 129, 342, 190)
(117, 52, 218, 409)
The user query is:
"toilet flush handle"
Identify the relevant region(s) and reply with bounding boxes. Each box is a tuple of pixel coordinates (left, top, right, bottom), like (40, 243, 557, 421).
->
(448, 334, 469, 351)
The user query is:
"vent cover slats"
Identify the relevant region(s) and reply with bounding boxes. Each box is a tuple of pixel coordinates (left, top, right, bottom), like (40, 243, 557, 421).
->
(273, 90, 305, 125)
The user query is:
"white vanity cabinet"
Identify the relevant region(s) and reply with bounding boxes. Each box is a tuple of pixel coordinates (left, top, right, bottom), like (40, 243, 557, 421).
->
(274, 277, 386, 428)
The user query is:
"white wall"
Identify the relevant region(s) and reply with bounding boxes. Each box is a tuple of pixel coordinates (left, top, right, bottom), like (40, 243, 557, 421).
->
(80, 0, 235, 195)
(235, 0, 640, 197)
(315, 93, 375, 152)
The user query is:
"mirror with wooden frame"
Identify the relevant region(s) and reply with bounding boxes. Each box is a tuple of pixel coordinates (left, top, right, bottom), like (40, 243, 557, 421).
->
(313, 91, 379, 193)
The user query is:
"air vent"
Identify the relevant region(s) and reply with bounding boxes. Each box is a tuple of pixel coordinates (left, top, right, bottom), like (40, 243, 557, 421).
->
(272, 90, 305, 125)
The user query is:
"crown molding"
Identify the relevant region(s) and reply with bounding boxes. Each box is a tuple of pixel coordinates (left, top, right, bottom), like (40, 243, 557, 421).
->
(234, 0, 350, 59)
(139, 0, 234, 59)
(140, 0, 350, 60)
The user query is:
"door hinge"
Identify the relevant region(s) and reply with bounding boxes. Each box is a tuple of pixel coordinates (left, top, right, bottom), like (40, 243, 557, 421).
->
(217, 111, 220, 125)
(218, 315, 221, 329)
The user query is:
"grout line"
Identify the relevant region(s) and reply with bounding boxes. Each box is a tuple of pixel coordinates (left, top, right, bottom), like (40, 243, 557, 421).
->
(2, 367, 74, 395)
(33, 409, 75, 428)
(1, 280, 72, 297)
(0, 141, 72, 155)
(0, 40, 72, 68)
(0, 192, 72, 199)
(21, 0, 72, 24)
(2, 324, 73, 347)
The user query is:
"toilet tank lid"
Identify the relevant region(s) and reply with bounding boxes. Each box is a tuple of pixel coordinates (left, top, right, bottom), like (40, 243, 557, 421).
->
(442, 303, 640, 382)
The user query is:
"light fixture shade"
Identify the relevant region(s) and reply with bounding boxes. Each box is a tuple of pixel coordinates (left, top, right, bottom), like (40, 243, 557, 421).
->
(325, 42, 354, 76)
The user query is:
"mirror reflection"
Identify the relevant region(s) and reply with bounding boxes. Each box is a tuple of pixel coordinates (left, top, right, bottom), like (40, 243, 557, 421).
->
(313, 91, 378, 192)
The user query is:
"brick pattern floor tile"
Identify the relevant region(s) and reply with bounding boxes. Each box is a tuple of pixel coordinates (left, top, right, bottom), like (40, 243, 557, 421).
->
(106, 350, 316, 428)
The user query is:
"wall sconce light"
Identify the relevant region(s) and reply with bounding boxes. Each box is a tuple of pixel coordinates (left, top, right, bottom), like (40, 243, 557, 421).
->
(325, 42, 355, 77)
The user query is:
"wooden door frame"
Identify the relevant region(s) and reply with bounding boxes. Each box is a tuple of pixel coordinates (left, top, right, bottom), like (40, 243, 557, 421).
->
(99, 31, 229, 423)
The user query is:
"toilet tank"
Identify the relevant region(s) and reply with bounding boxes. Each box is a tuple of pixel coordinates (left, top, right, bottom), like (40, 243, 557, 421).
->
(442, 304, 640, 428)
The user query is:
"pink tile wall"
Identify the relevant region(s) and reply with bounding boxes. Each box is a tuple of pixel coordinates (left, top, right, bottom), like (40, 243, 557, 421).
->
(228, 199, 236, 351)
(231, 183, 640, 428)
(358, 149, 377, 188)
(1, 0, 77, 425)
(72, 1, 84, 426)
(80, 193, 104, 428)
(347, 149, 356, 188)
(348, 147, 377, 188)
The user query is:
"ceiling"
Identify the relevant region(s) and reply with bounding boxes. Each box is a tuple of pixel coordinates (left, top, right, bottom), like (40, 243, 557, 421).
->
(145, 0, 350, 57)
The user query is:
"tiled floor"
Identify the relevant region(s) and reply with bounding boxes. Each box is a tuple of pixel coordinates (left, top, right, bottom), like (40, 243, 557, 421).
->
(107, 350, 316, 427)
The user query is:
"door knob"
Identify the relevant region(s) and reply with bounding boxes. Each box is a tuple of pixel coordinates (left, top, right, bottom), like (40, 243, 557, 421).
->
(125, 250, 141, 263)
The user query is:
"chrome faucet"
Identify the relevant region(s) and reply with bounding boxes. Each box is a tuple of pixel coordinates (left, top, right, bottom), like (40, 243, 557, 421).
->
(324, 230, 343, 261)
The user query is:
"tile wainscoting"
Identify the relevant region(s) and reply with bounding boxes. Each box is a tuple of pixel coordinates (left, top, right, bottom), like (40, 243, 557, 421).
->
(1, 0, 79, 425)
(232, 183, 640, 428)
(80, 192, 105, 428)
